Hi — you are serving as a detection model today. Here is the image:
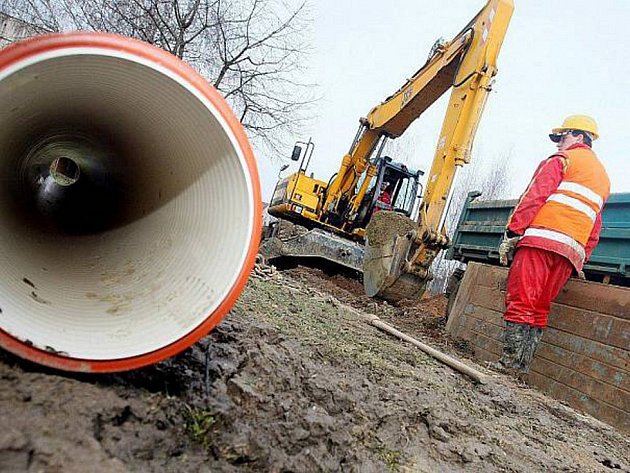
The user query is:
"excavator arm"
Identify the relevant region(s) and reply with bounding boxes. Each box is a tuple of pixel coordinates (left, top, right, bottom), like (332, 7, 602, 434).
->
(363, 0, 514, 301)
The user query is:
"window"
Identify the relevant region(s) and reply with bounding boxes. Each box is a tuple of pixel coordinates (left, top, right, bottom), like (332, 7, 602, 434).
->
(392, 177, 415, 214)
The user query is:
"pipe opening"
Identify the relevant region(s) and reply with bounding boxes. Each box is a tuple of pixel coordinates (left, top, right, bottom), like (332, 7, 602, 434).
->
(50, 156, 80, 186)
(13, 129, 125, 235)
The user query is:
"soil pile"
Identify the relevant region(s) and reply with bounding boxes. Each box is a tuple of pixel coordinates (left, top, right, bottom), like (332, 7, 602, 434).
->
(1, 267, 629, 472)
(365, 211, 418, 247)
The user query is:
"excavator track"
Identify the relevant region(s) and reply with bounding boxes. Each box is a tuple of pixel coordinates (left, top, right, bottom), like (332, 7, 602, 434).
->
(260, 220, 365, 273)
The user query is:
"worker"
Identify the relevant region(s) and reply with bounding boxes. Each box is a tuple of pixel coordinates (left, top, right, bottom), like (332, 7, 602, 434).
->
(377, 181, 392, 205)
(372, 181, 393, 215)
(495, 115, 610, 374)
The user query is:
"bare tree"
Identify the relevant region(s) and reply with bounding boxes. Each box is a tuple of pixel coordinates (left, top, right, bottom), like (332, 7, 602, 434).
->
(382, 133, 422, 166)
(0, 0, 315, 156)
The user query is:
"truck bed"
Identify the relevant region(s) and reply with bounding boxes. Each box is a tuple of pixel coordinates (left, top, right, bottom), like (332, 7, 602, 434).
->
(446, 192, 630, 285)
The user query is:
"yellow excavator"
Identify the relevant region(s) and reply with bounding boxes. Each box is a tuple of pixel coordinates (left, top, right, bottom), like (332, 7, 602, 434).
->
(264, 0, 513, 302)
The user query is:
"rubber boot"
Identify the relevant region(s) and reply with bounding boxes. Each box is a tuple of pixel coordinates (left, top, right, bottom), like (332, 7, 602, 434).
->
(519, 326, 544, 374)
(488, 321, 530, 373)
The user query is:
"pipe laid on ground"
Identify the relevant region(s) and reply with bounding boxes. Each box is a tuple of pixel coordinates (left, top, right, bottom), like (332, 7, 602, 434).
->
(366, 315, 488, 384)
(0, 33, 261, 373)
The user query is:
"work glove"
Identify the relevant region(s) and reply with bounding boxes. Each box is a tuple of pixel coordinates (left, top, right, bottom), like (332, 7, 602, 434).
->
(498, 233, 519, 266)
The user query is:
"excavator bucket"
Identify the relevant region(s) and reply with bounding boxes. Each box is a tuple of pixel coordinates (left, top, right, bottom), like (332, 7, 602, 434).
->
(363, 212, 427, 302)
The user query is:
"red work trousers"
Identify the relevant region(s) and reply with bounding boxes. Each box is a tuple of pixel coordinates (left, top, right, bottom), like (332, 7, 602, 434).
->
(504, 246, 574, 328)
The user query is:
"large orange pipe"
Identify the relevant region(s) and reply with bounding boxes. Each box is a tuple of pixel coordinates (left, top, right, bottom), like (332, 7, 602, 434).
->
(0, 33, 261, 372)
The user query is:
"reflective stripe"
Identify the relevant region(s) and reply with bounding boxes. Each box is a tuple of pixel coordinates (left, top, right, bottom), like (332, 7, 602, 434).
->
(546, 194, 597, 222)
(557, 181, 603, 209)
(524, 228, 586, 261)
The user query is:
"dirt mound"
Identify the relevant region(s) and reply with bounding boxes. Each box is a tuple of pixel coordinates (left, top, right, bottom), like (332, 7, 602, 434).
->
(1, 268, 629, 472)
(365, 211, 418, 247)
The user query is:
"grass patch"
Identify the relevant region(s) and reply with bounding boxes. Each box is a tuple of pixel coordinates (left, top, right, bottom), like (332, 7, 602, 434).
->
(238, 278, 436, 380)
(374, 441, 403, 472)
(184, 404, 216, 448)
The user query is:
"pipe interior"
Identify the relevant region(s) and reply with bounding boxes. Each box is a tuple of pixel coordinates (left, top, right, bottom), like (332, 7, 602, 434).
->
(0, 49, 254, 359)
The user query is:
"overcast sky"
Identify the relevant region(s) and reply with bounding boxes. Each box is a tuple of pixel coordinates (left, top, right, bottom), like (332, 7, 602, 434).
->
(255, 0, 630, 202)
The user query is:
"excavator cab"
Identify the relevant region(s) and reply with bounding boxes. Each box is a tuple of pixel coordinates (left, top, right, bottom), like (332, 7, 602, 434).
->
(354, 158, 423, 229)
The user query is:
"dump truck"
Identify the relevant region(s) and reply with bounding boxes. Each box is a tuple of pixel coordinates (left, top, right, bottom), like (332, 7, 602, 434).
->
(445, 191, 630, 304)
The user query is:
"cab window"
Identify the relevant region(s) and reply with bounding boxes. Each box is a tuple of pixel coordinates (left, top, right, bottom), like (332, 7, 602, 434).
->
(392, 177, 415, 214)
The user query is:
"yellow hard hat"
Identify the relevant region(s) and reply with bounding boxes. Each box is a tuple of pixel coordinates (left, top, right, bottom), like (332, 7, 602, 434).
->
(551, 114, 599, 140)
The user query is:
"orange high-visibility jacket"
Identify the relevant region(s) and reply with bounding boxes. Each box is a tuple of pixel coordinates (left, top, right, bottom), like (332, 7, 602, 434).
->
(507, 144, 610, 270)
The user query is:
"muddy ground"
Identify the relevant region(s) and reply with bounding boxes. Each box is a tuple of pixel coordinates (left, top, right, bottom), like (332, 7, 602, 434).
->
(1, 265, 629, 472)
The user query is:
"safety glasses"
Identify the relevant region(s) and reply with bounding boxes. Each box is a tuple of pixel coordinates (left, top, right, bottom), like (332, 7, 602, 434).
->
(549, 130, 573, 143)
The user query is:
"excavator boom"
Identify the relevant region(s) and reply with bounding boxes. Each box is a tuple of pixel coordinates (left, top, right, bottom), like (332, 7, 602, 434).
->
(364, 0, 514, 301)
